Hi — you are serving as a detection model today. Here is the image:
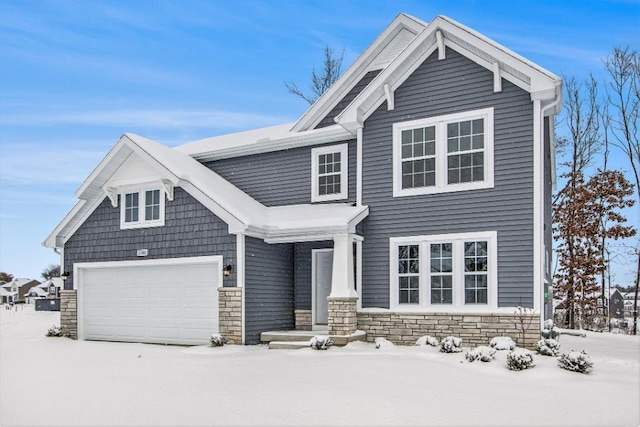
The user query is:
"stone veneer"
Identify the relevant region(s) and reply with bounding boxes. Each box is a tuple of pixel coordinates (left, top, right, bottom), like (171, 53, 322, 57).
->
(294, 309, 312, 330)
(218, 287, 243, 344)
(328, 297, 358, 336)
(357, 312, 540, 349)
(60, 290, 78, 339)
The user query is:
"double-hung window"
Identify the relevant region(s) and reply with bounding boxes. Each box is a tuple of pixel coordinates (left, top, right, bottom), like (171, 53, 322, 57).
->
(393, 108, 494, 197)
(311, 143, 348, 202)
(120, 188, 165, 229)
(390, 231, 497, 310)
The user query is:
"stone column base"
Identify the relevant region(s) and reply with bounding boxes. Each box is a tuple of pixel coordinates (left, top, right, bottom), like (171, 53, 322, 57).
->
(295, 309, 312, 330)
(328, 296, 358, 336)
(218, 287, 243, 344)
(60, 290, 77, 339)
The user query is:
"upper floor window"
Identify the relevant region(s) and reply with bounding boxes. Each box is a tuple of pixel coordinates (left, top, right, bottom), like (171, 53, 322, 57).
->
(393, 108, 494, 197)
(311, 143, 348, 202)
(120, 188, 165, 229)
(390, 231, 497, 311)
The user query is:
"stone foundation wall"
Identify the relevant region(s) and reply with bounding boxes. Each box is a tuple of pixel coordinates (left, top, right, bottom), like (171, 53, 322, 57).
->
(60, 290, 77, 339)
(357, 311, 540, 349)
(328, 297, 358, 336)
(295, 309, 312, 330)
(218, 287, 243, 344)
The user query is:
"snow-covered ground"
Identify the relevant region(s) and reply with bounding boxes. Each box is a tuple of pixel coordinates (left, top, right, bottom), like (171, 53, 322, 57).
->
(1, 306, 638, 426)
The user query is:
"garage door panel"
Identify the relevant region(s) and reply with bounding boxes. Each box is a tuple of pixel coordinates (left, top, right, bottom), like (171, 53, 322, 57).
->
(80, 258, 220, 345)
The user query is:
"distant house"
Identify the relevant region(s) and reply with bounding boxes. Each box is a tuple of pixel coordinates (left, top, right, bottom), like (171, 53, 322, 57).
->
(609, 289, 625, 319)
(44, 14, 561, 347)
(25, 278, 63, 302)
(622, 291, 639, 318)
(1, 278, 40, 303)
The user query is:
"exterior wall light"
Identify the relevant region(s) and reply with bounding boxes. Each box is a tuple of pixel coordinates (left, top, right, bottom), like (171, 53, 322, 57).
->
(223, 265, 233, 277)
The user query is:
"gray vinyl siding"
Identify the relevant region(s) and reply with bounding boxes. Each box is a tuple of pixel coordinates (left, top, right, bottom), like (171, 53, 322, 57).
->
(293, 241, 333, 310)
(205, 140, 357, 207)
(360, 47, 535, 308)
(63, 187, 237, 289)
(315, 70, 382, 129)
(244, 237, 294, 344)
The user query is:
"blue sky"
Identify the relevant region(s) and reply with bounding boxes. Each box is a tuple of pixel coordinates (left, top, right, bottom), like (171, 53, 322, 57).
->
(1, 0, 638, 283)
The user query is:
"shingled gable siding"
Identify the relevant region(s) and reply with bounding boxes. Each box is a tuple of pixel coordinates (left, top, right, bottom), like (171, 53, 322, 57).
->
(360, 47, 535, 309)
(244, 237, 295, 344)
(315, 69, 382, 129)
(204, 140, 356, 207)
(63, 187, 237, 290)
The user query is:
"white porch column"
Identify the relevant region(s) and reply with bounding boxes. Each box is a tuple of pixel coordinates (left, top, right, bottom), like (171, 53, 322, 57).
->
(330, 233, 357, 298)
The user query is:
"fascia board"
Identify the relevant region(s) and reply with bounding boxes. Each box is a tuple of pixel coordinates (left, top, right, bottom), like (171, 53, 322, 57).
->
(43, 200, 87, 248)
(338, 16, 562, 127)
(291, 14, 425, 132)
(190, 125, 353, 161)
(75, 136, 133, 199)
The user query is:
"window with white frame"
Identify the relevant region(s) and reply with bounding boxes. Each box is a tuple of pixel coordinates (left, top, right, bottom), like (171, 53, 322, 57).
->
(311, 143, 348, 202)
(120, 188, 165, 229)
(390, 231, 497, 310)
(393, 108, 494, 197)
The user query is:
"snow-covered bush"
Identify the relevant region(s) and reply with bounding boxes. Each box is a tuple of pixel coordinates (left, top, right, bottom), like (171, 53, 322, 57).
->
(415, 335, 439, 347)
(210, 333, 228, 347)
(439, 336, 462, 353)
(535, 338, 560, 356)
(309, 335, 333, 350)
(46, 325, 63, 337)
(558, 350, 593, 373)
(375, 337, 394, 349)
(506, 350, 535, 371)
(490, 336, 516, 350)
(465, 346, 496, 363)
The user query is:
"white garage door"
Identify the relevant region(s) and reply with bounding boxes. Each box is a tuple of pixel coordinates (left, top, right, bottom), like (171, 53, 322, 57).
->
(78, 256, 221, 346)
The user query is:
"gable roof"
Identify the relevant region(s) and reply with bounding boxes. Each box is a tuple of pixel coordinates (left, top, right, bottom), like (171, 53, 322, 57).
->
(44, 133, 367, 248)
(177, 14, 561, 160)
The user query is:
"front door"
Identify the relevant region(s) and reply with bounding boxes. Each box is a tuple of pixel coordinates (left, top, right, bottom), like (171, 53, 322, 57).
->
(313, 249, 333, 325)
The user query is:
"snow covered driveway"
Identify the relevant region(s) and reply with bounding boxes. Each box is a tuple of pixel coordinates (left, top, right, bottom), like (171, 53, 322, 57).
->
(1, 306, 638, 426)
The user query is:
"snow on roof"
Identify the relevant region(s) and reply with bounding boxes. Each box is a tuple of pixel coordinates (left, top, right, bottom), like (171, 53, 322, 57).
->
(37, 278, 63, 289)
(26, 287, 48, 297)
(0, 288, 17, 297)
(1, 278, 36, 289)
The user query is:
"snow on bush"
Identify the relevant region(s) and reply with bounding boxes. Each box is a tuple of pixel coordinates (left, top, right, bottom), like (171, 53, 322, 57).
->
(209, 334, 228, 347)
(506, 349, 535, 371)
(558, 350, 593, 373)
(465, 346, 496, 363)
(541, 319, 560, 340)
(46, 325, 63, 337)
(439, 336, 462, 353)
(490, 336, 516, 350)
(309, 335, 333, 350)
(535, 338, 560, 356)
(375, 337, 395, 349)
(415, 335, 439, 347)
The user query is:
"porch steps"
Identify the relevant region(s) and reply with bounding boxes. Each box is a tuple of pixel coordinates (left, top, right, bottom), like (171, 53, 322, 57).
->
(261, 330, 367, 349)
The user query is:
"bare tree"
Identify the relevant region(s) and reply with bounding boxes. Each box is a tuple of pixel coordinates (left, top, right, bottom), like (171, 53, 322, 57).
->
(41, 264, 60, 281)
(285, 45, 344, 105)
(604, 46, 640, 334)
(0, 272, 14, 283)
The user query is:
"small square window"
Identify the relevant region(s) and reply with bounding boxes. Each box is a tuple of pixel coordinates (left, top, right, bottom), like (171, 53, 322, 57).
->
(311, 143, 348, 202)
(120, 187, 165, 229)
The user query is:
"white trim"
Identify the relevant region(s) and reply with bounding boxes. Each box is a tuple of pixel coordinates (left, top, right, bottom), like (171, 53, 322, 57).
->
(383, 84, 394, 110)
(237, 233, 245, 344)
(355, 237, 363, 310)
(74, 255, 223, 341)
(389, 231, 498, 312)
(392, 108, 494, 197)
(356, 127, 363, 206)
(436, 30, 445, 60)
(311, 248, 333, 326)
(493, 62, 502, 92)
(533, 99, 544, 321)
(311, 143, 349, 202)
(119, 185, 166, 230)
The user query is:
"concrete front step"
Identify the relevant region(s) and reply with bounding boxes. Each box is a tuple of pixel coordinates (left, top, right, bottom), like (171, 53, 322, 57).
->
(268, 341, 311, 350)
(261, 330, 367, 348)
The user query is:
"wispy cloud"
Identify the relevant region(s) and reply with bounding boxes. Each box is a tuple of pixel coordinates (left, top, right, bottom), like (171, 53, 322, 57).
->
(0, 108, 292, 130)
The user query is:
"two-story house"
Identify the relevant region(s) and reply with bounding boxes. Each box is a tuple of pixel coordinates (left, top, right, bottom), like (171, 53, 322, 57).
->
(44, 14, 561, 348)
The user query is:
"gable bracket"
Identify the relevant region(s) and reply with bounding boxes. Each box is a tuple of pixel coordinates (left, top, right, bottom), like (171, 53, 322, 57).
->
(104, 187, 118, 208)
(383, 83, 395, 110)
(436, 30, 445, 60)
(493, 62, 502, 92)
(161, 179, 175, 201)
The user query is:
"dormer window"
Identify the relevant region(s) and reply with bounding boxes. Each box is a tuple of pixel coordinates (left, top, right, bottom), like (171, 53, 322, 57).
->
(120, 187, 165, 229)
(311, 143, 348, 202)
